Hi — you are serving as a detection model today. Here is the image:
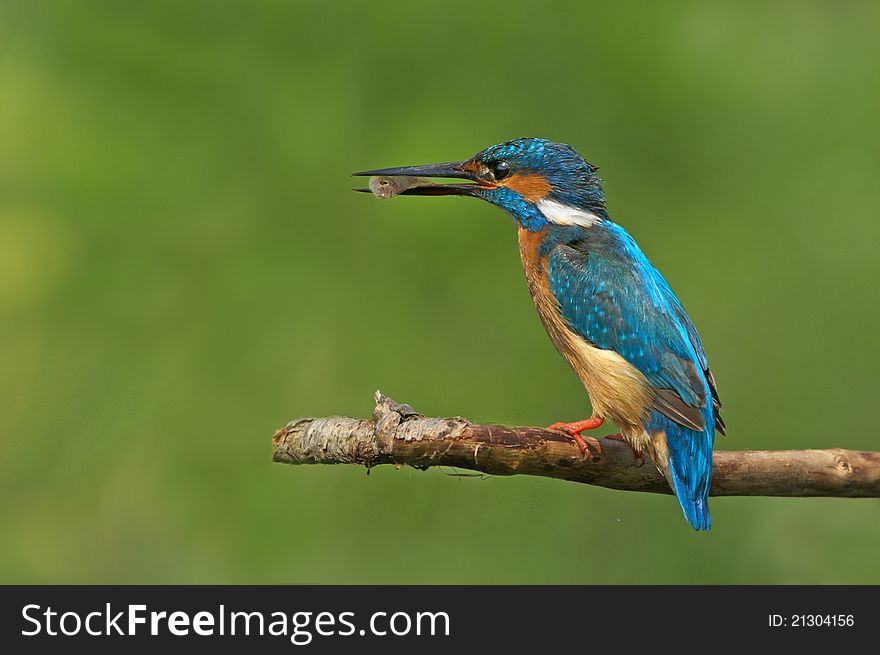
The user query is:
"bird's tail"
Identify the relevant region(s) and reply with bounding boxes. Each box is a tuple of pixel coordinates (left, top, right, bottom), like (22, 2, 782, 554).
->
(648, 412, 715, 531)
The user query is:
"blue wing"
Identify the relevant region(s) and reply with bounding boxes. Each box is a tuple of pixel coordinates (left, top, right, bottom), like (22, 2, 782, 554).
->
(545, 224, 722, 434)
(546, 224, 722, 530)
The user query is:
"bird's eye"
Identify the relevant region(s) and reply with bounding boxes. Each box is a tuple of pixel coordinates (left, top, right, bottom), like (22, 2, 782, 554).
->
(492, 160, 511, 180)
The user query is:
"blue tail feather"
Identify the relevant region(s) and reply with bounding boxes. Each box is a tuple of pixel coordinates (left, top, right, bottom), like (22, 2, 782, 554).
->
(667, 456, 711, 530)
(649, 411, 715, 531)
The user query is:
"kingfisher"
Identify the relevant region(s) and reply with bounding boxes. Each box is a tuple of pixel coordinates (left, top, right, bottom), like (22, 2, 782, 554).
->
(353, 138, 725, 530)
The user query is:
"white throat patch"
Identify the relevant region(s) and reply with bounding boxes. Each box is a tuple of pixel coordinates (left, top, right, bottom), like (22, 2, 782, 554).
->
(536, 198, 602, 227)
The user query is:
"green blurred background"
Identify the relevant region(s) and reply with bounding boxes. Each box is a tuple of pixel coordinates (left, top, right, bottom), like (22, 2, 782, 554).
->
(2, 0, 879, 584)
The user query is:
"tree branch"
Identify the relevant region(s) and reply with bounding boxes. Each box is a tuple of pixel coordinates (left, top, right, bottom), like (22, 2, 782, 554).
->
(272, 391, 880, 497)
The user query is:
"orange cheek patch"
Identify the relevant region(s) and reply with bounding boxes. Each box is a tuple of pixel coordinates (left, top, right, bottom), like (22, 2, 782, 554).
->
(504, 173, 551, 202)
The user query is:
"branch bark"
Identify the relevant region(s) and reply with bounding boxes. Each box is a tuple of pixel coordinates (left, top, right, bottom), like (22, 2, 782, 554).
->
(272, 392, 880, 497)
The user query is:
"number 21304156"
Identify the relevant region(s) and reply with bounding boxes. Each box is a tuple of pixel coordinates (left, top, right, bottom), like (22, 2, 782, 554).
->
(769, 614, 854, 627)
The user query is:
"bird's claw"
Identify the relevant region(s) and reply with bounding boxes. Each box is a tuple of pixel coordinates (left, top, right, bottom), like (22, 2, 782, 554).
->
(547, 417, 605, 462)
(571, 433, 592, 462)
(547, 417, 604, 435)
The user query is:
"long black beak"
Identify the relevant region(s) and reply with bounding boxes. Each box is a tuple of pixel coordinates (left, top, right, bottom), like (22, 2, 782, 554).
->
(351, 160, 484, 196)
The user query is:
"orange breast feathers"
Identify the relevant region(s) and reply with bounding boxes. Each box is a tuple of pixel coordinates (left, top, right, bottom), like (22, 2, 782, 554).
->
(517, 228, 654, 435)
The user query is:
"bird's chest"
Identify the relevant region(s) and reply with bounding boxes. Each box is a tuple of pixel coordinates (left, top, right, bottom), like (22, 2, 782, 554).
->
(517, 228, 651, 430)
(518, 229, 570, 345)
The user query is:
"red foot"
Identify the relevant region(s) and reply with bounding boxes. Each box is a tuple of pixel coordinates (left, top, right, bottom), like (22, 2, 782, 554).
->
(604, 433, 643, 459)
(547, 417, 605, 461)
(547, 417, 604, 434)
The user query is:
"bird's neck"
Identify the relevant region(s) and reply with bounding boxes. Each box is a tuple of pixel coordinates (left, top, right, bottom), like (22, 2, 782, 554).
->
(484, 187, 609, 232)
(526, 218, 639, 262)
(547, 184, 607, 220)
(520, 201, 610, 233)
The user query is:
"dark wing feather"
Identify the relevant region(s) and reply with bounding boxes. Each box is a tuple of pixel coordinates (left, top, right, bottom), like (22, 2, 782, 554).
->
(705, 368, 725, 434)
(657, 270, 725, 434)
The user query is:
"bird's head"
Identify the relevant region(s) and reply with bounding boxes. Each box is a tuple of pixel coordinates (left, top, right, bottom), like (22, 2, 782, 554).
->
(353, 137, 607, 231)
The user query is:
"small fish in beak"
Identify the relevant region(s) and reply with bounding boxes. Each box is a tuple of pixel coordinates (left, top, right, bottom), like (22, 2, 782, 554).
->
(353, 161, 483, 197)
(368, 175, 434, 199)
